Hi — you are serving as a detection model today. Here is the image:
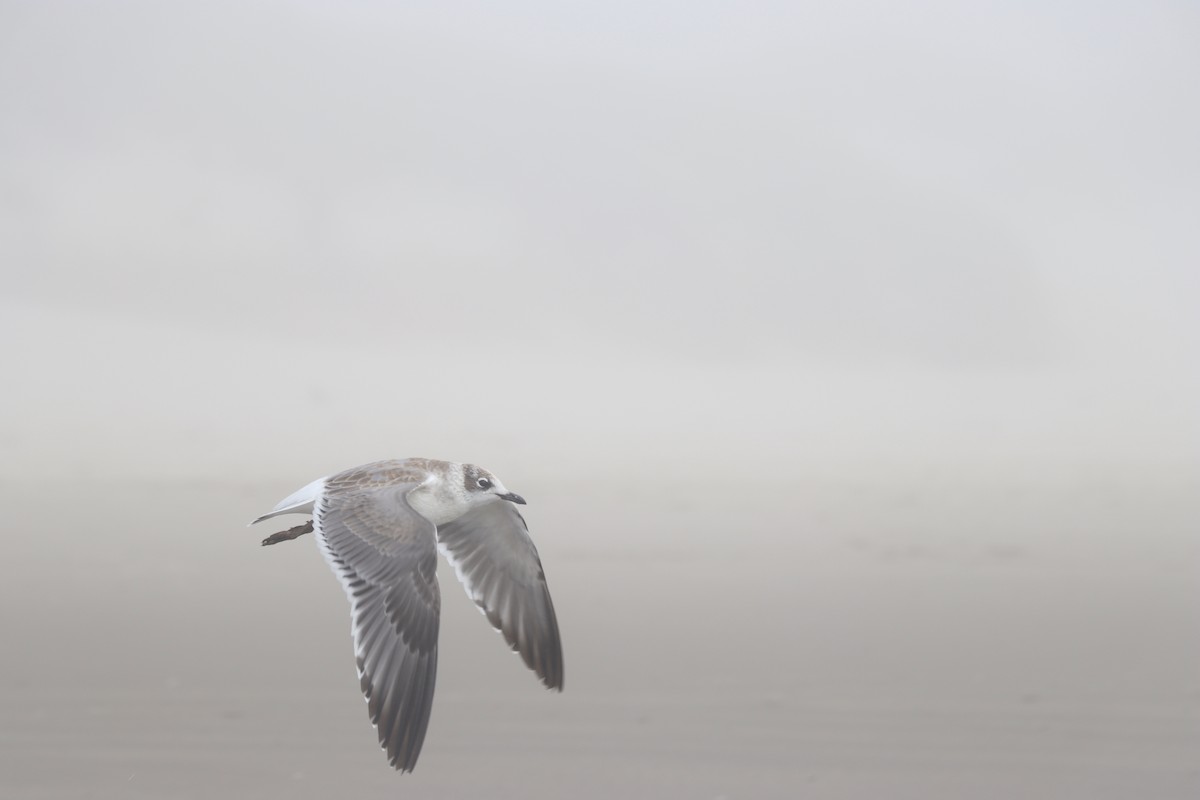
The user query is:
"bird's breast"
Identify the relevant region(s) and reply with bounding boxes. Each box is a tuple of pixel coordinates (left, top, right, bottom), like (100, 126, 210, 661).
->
(406, 484, 469, 526)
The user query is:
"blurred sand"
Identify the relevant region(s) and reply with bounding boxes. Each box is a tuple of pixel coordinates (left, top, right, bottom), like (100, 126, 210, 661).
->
(1, 469, 1196, 799)
(2, 2, 1199, 797)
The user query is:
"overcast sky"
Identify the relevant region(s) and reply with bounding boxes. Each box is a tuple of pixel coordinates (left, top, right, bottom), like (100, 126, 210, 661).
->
(1, 1, 1197, 482)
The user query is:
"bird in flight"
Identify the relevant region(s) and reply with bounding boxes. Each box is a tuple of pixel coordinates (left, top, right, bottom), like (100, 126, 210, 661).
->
(252, 458, 564, 772)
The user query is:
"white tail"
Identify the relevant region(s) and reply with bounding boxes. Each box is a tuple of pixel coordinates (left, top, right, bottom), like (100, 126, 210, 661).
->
(249, 477, 326, 525)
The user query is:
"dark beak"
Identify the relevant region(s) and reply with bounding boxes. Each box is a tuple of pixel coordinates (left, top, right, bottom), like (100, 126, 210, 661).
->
(499, 492, 526, 505)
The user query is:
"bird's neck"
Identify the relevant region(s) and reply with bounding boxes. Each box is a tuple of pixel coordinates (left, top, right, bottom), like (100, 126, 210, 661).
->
(407, 462, 470, 525)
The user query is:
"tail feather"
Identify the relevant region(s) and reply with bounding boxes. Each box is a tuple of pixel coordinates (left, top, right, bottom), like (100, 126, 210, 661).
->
(248, 476, 326, 526)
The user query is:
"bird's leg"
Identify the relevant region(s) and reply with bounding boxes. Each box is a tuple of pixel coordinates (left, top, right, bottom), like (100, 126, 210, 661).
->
(261, 520, 314, 546)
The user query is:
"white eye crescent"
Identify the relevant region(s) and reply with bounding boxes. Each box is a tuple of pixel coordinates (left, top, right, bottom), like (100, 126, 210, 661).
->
(477, 478, 492, 490)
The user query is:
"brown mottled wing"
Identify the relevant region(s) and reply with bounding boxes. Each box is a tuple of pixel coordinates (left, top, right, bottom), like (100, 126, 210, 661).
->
(436, 500, 563, 690)
(313, 464, 440, 773)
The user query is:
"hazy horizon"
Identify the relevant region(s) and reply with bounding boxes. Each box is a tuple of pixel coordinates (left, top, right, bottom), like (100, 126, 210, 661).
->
(1, 2, 1197, 797)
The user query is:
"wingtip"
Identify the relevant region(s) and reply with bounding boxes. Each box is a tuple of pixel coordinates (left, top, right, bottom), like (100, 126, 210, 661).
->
(386, 746, 419, 773)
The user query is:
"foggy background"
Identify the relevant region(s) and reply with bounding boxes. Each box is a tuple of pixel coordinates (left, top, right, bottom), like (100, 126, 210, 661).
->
(1, 2, 1197, 798)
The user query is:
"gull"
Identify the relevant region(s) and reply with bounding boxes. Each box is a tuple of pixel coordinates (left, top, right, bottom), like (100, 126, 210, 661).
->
(251, 458, 564, 772)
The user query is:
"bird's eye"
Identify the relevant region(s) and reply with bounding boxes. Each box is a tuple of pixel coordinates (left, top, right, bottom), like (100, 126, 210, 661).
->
(477, 478, 492, 490)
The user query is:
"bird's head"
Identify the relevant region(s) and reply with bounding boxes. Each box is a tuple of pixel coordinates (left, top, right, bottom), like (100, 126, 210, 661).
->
(462, 463, 526, 506)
